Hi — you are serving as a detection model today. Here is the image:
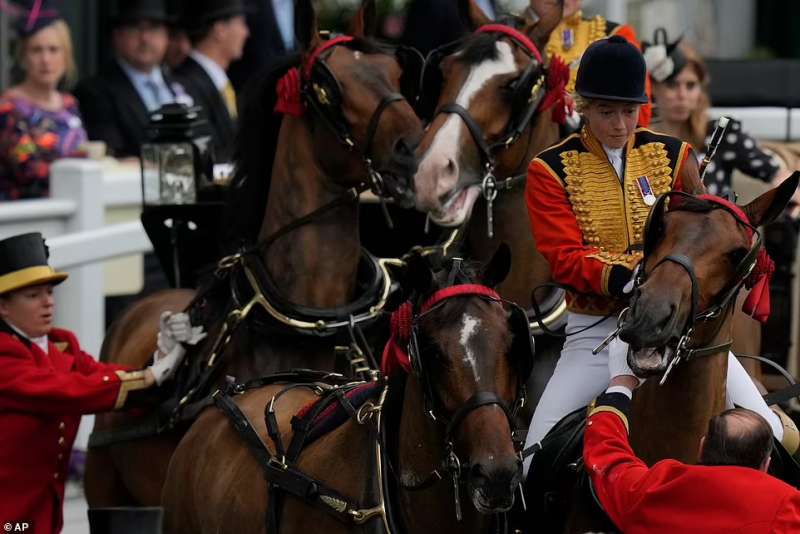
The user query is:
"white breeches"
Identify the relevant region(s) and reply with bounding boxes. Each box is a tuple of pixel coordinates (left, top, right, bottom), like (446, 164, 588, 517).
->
(522, 312, 783, 476)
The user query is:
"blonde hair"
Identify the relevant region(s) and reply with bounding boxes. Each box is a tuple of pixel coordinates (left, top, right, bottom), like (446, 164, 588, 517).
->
(16, 20, 77, 87)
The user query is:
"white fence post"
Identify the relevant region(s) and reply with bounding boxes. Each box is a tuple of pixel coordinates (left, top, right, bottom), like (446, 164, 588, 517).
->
(50, 159, 105, 356)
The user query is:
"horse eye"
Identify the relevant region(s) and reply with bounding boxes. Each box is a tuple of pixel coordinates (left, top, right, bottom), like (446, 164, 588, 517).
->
(728, 247, 748, 265)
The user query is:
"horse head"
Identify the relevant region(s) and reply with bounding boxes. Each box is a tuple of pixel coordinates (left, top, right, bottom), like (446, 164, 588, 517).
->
(413, 0, 563, 225)
(400, 244, 534, 514)
(291, 0, 422, 207)
(620, 174, 800, 377)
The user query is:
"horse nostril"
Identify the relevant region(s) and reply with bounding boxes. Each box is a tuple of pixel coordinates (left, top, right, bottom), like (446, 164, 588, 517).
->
(446, 158, 457, 175)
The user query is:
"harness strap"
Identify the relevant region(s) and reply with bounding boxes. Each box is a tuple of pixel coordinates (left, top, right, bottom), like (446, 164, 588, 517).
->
(655, 254, 699, 321)
(444, 391, 512, 439)
(364, 93, 405, 159)
(681, 340, 733, 361)
(213, 390, 361, 528)
(438, 103, 496, 166)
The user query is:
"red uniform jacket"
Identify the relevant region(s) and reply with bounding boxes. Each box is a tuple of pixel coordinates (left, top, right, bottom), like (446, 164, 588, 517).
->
(526, 127, 700, 315)
(584, 392, 800, 533)
(0, 328, 129, 534)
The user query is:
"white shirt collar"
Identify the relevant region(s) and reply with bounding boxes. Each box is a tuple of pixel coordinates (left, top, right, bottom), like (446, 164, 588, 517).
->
(7, 321, 48, 354)
(603, 145, 624, 181)
(117, 58, 166, 88)
(190, 50, 230, 92)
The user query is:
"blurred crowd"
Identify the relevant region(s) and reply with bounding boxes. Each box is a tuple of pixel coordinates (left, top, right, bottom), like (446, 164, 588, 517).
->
(0, 0, 789, 204)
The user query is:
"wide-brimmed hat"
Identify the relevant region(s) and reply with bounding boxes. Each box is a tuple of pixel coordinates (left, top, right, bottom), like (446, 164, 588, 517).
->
(0, 233, 67, 295)
(575, 35, 648, 104)
(109, 0, 171, 27)
(642, 28, 688, 84)
(181, 0, 249, 31)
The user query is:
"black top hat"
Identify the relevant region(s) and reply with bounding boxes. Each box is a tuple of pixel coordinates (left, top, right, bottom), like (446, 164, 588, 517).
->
(642, 28, 688, 84)
(4, 0, 61, 38)
(180, 0, 249, 31)
(575, 35, 648, 104)
(0, 233, 67, 295)
(109, 0, 171, 26)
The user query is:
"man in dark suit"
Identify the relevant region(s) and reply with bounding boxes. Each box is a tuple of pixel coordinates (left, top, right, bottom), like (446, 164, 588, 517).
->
(174, 0, 249, 163)
(228, 0, 294, 90)
(74, 0, 190, 158)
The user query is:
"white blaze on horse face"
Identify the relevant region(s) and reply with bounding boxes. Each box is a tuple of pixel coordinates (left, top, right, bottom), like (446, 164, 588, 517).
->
(460, 313, 482, 380)
(415, 42, 518, 222)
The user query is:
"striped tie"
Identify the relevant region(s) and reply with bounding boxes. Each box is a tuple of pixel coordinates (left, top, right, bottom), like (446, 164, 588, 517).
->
(222, 81, 237, 119)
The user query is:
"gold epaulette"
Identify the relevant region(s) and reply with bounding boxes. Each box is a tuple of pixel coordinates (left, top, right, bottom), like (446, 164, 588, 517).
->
(113, 370, 150, 409)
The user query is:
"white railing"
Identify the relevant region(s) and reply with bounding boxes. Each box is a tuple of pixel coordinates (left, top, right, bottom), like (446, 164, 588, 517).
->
(0, 159, 151, 355)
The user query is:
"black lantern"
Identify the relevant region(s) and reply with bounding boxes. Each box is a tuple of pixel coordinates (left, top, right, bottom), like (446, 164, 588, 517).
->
(140, 103, 224, 288)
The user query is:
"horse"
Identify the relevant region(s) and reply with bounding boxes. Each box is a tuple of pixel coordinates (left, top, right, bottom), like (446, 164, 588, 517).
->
(84, 0, 424, 508)
(162, 247, 536, 534)
(525, 174, 800, 533)
(411, 0, 566, 408)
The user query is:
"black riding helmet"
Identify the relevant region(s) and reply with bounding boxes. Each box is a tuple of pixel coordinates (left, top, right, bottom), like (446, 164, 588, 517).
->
(575, 35, 648, 103)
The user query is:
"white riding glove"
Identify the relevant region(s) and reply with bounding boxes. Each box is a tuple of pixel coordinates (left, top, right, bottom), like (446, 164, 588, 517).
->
(607, 336, 643, 386)
(149, 312, 207, 385)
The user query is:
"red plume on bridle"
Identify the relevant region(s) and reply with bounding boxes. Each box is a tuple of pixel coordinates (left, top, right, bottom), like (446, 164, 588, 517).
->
(697, 194, 775, 323)
(274, 35, 355, 118)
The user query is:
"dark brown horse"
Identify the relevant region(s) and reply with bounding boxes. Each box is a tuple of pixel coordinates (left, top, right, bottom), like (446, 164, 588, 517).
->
(85, 0, 423, 508)
(163, 249, 534, 534)
(411, 0, 565, 407)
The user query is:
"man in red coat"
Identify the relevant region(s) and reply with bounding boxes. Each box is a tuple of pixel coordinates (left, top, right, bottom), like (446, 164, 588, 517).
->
(584, 338, 800, 533)
(0, 232, 204, 534)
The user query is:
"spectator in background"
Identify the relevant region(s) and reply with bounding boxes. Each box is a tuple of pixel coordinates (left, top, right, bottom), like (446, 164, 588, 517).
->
(175, 0, 249, 163)
(228, 0, 294, 91)
(644, 29, 782, 198)
(0, 1, 87, 200)
(74, 0, 190, 159)
(164, 0, 191, 69)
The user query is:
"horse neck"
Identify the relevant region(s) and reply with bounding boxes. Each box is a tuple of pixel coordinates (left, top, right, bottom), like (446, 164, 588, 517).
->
(629, 313, 734, 465)
(258, 118, 361, 308)
(396, 376, 493, 533)
(463, 112, 559, 305)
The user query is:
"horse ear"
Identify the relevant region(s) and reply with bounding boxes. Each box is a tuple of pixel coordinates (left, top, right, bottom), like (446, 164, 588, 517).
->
(482, 243, 512, 288)
(348, 0, 377, 37)
(294, 0, 321, 52)
(742, 171, 800, 227)
(406, 252, 436, 296)
(525, 0, 564, 52)
(458, 0, 493, 31)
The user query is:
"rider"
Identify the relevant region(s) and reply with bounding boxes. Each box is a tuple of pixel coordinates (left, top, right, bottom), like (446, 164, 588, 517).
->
(522, 36, 795, 475)
(546, 0, 652, 127)
(0, 232, 204, 534)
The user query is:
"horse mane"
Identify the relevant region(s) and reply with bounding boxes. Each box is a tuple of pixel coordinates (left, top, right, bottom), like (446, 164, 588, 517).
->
(220, 53, 301, 253)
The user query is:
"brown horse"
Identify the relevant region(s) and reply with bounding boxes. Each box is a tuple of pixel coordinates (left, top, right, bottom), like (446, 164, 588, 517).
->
(623, 176, 799, 464)
(163, 249, 534, 534)
(411, 0, 565, 408)
(84, 0, 423, 508)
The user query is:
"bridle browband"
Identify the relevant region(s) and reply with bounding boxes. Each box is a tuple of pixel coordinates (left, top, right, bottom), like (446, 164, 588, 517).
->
(631, 192, 765, 384)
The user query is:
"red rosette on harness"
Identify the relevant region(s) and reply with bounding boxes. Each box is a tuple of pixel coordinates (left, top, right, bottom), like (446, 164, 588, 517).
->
(274, 35, 355, 118)
(697, 194, 775, 324)
(381, 301, 413, 376)
(275, 67, 304, 117)
(539, 55, 570, 125)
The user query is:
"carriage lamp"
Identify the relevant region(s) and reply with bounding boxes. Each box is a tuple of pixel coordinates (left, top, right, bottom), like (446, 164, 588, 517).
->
(140, 103, 221, 289)
(140, 103, 214, 206)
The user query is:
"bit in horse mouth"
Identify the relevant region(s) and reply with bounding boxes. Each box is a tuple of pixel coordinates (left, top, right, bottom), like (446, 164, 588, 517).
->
(630, 344, 676, 376)
(471, 488, 515, 514)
